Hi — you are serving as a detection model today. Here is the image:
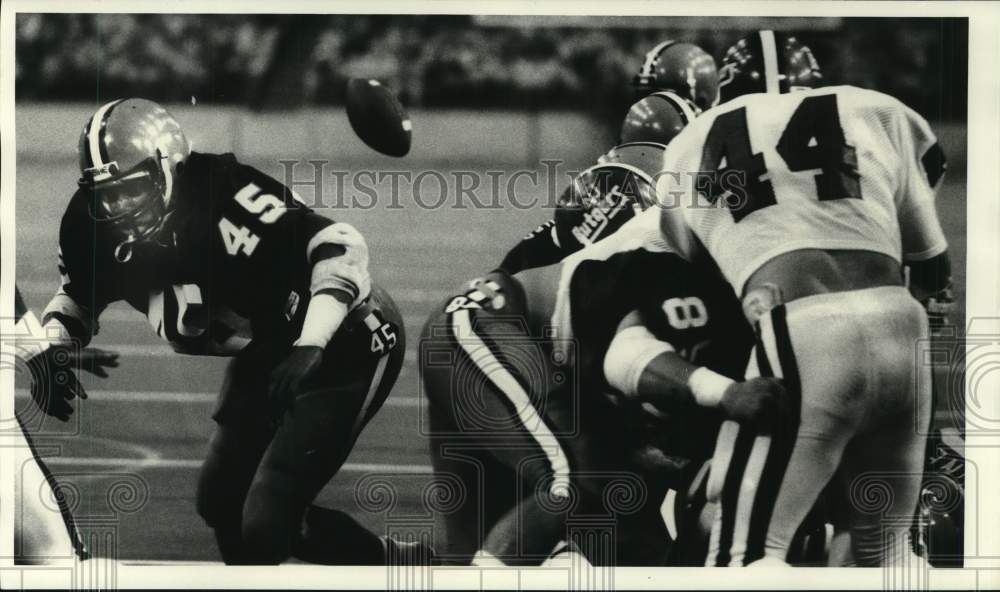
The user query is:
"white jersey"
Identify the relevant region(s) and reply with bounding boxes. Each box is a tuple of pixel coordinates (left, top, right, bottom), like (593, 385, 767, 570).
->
(656, 85, 948, 293)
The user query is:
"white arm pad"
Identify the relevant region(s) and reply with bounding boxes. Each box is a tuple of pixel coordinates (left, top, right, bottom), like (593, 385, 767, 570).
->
(306, 222, 372, 308)
(603, 324, 673, 398)
(293, 293, 348, 349)
(14, 314, 72, 360)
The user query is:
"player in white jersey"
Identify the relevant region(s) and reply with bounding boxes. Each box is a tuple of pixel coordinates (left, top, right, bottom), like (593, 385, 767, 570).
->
(656, 31, 951, 567)
(11, 287, 118, 563)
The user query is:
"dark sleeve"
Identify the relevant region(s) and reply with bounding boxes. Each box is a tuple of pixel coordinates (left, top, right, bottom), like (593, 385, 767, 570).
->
(568, 252, 654, 389)
(40, 193, 124, 343)
(219, 160, 370, 306)
(497, 219, 564, 274)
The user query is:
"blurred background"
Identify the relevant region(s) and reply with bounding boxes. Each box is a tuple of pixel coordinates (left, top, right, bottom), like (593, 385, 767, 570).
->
(15, 15, 967, 117)
(13, 14, 968, 564)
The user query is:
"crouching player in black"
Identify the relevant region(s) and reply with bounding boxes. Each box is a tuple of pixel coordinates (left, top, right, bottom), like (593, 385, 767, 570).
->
(25, 99, 415, 565)
(421, 190, 787, 565)
(421, 95, 687, 563)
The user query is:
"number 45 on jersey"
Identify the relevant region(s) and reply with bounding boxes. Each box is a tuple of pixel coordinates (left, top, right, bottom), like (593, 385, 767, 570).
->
(219, 183, 302, 256)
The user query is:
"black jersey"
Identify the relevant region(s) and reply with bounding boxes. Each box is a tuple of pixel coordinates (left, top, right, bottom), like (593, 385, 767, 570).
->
(45, 152, 365, 355)
(567, 249, 752, 386)
(547, 209, 754, 461)
(498, 161, 658, 274)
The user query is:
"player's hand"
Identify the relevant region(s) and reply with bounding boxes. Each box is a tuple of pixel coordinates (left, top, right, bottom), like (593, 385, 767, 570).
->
(268, 346, 324, 424)
(26, 346, 89, 422)
(70, 348, 120, 378)
(719, 377, 791, 432)
(923, 290, 954, 337)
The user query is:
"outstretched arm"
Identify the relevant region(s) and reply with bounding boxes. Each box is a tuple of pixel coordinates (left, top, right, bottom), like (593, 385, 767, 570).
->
(603, 311, 789, 431)
(16, 287, 118, 421)
(268, 215, 373, 422)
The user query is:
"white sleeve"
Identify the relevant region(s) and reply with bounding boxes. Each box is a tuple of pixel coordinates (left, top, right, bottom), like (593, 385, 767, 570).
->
(894, 103, 948, 262)
(655, 130, 705, 261)
(41, 248, 102, 341)
(603, 320, 674, 398)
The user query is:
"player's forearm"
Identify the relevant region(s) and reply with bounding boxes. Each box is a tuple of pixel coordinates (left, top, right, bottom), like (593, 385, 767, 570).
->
(905, 250, 953, 333)
(297, 221, 372, 348)
(603, 324, 733, 412)
(602, 325, 693, 407)
(294, 292, 349, 348)
(17, 288, 78, 358)
(40, 290, 96, 347)
(633, 350, 701, 409)
(497, 219, 562, 274)
(629, 350, 737, 411)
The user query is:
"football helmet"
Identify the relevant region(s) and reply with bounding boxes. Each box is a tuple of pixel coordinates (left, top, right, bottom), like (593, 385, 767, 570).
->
(619, 91, 698, 147)
(633, 40, 719, 111)
(600, 143, 666, 181)
(717, 30, 822, 104)
(77, 98, 190, 258)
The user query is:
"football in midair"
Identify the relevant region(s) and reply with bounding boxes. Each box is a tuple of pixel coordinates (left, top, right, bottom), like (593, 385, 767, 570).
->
(345, 78, 411, 157)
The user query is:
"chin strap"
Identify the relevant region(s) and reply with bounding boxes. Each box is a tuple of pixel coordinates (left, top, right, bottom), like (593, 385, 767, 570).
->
(113, 205, 177, 264)
(114, 240, 136, 263)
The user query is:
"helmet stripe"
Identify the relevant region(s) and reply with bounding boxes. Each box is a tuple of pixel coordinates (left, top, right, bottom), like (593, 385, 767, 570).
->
(637, 40, 676, 81)
(579, 162, 656, 189)
(97, 99, 123, 166)
(759, 30, 780, 94)
(652, 91, 697, 124)
(81, 118, 95, 170)
(86, 99, 122, 168)
(616, 141, 669, 150)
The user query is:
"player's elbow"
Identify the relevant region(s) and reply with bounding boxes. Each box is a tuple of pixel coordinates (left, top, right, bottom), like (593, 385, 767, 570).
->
(307, 222, 372, 307)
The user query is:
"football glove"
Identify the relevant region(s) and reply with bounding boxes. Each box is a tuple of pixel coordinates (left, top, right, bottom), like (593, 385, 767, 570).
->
(26, 346, 118, 421)
(268, 345, 324, 425)
(719, 377, 792, 432)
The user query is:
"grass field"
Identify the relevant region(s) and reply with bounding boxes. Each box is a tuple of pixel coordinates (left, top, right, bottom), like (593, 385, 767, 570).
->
(13, 133, 968, 562)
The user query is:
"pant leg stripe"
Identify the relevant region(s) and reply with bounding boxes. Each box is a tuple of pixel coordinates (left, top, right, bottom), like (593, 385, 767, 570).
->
(771, 305, 802, 408)
(754, 322, 775, 379)
(745, 304, 803, 564)
(450, 308, 571, 497)
(351, 352, 391, 438)
(714, 425, 756, 566)
(712, 320, 773, 566)
(731, 434, 773, 565)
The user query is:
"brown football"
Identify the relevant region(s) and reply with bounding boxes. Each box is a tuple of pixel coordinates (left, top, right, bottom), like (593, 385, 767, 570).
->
(345, 78, 411, 157)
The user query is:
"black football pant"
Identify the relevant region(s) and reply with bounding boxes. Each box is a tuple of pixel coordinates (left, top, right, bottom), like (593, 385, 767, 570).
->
(196, 288, 405, 564)
(421, 271, 669, 566)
